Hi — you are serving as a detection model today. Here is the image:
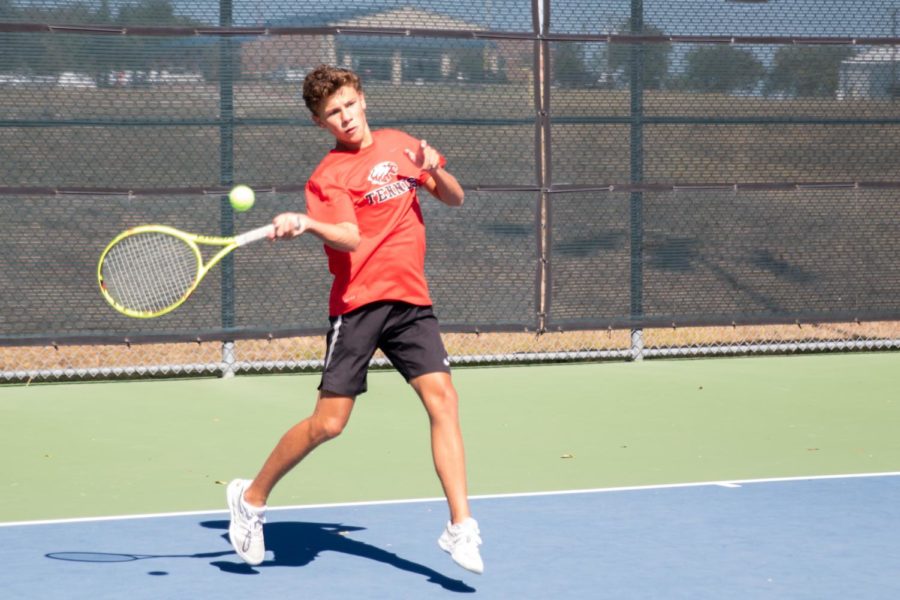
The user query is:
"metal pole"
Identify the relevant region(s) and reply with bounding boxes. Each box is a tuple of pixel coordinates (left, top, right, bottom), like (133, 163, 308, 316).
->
(219, 0, 236, 377)
(533, 0, 552, 334)
(629, 0, 645, 360)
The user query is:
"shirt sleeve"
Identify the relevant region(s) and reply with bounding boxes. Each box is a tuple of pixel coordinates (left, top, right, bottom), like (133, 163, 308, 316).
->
(305, 177, 357, 225)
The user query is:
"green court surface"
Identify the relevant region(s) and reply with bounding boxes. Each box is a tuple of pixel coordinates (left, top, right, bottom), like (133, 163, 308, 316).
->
(1, 352, 898, 524)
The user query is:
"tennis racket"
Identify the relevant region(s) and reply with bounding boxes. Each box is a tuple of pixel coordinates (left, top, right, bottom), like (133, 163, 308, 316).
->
(97, 223, 274, 318)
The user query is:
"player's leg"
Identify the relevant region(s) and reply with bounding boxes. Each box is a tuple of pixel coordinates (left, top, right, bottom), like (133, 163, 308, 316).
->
(227, 392, 354, 565)
(410, 371, 470, 523)
(411, 371, 483, 574)
(245, 391, 356, 506)
(380, 303, 483, 574)
(228, 306, 383, 565)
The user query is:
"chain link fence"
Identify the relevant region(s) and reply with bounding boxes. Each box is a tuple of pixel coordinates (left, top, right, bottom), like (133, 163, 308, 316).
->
(2, 0, 899, 382)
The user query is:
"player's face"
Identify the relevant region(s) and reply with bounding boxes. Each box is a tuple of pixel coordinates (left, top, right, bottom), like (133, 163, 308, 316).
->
(314, 85, 371, 150)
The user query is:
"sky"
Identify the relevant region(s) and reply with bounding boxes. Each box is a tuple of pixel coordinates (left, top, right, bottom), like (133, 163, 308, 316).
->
(7, 1, 899, 37)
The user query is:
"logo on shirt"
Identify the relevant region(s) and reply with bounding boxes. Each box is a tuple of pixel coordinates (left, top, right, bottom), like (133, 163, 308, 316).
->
(368, 161, 399, 185)
(364, 177, 418, 205)
(364, 161, 417, 206)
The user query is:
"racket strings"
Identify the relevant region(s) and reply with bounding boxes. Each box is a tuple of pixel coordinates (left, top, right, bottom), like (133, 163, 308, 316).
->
(101, 232, 199, 313)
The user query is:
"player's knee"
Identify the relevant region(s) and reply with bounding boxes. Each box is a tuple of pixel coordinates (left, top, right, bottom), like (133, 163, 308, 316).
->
(313, 414, 348, 441)
(425, 386, 459, 420)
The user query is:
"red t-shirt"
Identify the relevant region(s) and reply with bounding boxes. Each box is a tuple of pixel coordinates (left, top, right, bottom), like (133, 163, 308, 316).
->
(305, 129, 446, 316)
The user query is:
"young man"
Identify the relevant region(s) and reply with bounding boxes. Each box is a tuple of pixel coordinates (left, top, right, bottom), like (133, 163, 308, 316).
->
(226, 65, 483, 574)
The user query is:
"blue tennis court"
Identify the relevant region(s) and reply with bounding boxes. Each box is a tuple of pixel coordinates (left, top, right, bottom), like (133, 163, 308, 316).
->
(3, 473, 899, 599)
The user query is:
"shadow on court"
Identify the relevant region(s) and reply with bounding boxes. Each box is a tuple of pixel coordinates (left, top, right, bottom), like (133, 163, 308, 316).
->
(200, 520, 475, 593)
(45, 520, 474, 593)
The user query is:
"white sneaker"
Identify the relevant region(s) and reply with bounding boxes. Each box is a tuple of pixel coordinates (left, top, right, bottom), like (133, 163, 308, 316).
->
(226, 479, 266, 565)
(438, 517, 484, 574)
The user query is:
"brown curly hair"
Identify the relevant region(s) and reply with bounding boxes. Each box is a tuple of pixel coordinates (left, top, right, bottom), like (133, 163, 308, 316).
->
(302, 65, 363, 115)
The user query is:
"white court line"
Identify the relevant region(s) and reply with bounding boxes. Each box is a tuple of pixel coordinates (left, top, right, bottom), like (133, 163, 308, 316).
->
(2, 470, 899, 529)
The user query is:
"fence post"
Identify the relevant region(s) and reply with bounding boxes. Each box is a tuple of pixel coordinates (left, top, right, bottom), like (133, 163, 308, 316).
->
(629, 0, 645, 361)
(219, 0, 237, 377)
(535, 0, 552, 333)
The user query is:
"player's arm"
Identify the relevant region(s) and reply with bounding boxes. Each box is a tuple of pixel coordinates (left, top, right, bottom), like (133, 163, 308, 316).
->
(270, 212, 360, 252)
(406, 140, 464, 207)
(422, 166, 464, 207)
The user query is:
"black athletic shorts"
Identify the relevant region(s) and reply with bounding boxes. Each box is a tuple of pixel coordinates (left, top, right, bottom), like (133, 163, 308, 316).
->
(319, 301, 451, 397)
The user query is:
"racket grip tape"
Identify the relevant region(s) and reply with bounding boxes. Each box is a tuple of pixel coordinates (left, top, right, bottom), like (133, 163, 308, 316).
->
(234, 224, 275, 246)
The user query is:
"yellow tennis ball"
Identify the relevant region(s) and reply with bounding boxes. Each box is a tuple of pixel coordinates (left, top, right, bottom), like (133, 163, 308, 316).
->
(229, 185, 255, 212)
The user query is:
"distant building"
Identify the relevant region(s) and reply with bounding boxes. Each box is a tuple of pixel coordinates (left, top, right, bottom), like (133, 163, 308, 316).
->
(838, 47, 900, 99)
(241, 7, 500, 84)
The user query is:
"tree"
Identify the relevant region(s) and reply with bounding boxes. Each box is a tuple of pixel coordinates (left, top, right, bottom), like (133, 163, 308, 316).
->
(0, 0, 17, 18)
(681, 45, 765, 93)
(765, 46, 853, 97)
(112, 0, 210, 80)
(96, 0, 112, 23)
(2, 0, 209, 80)
(116, 0, 182, 25)
(33, 3, 97, 75)
(553, 42, 592, 88)
(0, 0, 21, 71)
(456, 47, 486, 82)
(608, 23, 672, 89)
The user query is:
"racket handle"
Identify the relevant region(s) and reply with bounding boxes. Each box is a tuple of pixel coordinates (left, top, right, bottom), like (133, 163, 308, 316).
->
(234, 224, 275, 246)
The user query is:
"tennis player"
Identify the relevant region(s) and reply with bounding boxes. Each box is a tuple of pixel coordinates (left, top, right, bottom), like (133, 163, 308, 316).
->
(226, 65, 483, 574)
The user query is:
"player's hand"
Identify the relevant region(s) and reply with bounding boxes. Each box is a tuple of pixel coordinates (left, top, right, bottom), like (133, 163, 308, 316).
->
(405, 139, 442, 173)
(270, 212, 308, 239)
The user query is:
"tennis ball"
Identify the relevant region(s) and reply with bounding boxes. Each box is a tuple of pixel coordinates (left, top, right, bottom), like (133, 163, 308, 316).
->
(229, 185, 255, 212)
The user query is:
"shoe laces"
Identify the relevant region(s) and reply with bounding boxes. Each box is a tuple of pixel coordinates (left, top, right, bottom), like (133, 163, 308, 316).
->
(239, 502, 265, 532)
(451, 522, 482, 547)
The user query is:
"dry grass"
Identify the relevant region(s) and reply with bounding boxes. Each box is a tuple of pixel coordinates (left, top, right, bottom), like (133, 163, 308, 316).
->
(2, 321, 898, 380)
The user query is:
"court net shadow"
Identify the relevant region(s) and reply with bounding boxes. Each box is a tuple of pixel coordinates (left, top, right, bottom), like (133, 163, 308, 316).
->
(200, 520, 475, 593)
